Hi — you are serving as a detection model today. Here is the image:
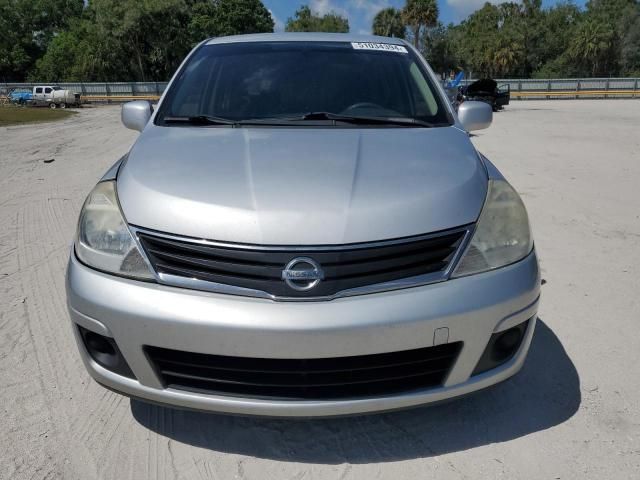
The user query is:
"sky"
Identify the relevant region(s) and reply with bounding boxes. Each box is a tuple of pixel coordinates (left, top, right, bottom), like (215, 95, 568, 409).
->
(263, 0, 587, 35)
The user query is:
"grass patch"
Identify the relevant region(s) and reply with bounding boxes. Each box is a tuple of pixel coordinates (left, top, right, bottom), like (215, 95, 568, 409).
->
(0, 106, 76, 127)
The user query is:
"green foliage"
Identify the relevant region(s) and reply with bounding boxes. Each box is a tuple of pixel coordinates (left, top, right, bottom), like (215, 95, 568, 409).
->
(621, 13, 640, 75)
(424, 22, 459, 73)
(189, 0, 274, 39)
(449, 3, 515, 77)
(571, 0, 640, 76)
(285, 5, 349, 33)
(372, 8, 405, 38)
(9, 0, 274, 82)
(5, 0, 640, 81)
(402, 0, 439, 47)
(568, 17, 616, 76)
(429, 0, 640, 78)
(0, 0, 84, 81)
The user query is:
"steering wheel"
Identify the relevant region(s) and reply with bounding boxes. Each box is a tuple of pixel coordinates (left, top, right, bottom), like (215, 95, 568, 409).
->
(341, 102, 385, 113)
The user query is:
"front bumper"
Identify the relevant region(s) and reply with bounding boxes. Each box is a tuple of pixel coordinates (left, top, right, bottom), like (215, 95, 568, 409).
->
(66, 250, 540, 417)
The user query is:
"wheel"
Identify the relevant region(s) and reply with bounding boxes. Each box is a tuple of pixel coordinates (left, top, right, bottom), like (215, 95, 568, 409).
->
(59, 102, 67, 109)
(49, 102, 57, 109)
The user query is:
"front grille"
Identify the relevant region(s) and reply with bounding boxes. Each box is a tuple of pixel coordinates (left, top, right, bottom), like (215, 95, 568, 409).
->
(137, 226, 468, 299)
(146, 343, 463, 400)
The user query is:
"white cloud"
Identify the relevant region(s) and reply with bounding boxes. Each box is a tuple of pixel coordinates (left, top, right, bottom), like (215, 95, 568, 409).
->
(310, 0, 349, 18)
(306, 0, 397, 34)
(446, 0, 519, 21)
(349, 0, 392, 21)
(269, 9, 284, 32)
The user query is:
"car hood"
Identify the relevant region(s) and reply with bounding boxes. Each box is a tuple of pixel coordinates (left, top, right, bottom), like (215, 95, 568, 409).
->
(117, 125, 487, 245)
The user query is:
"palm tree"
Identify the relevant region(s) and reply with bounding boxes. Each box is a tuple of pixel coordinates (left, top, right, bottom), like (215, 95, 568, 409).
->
(402, 0, 439, 48)
(568, 19, 615, 76)
(493, 44, 522, 77)
(372, 8, 405, 38)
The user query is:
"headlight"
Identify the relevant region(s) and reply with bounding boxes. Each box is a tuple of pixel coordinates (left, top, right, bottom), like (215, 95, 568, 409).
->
(75, 181, 154, 279)
(452, 179, 533, 277)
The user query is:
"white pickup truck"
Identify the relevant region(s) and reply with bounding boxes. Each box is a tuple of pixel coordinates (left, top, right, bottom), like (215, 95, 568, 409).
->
(31, 85, 81, 108)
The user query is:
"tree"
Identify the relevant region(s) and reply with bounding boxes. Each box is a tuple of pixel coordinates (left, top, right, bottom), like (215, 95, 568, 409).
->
(188, 0, 274, 40)
(533, 2, 581, 76)
(0, 0, 84, 81)
(448, 2, 526, 77)
(424, 23, 458, 74)
(588, 0, 640, 75)
(33, 0, 274, 82)
(568, 18, 616, 76)
(372, 7, 405, 38)
(285, 5, 349, 33)
(402, 0, 439, 48)
(20, 0, 640, 82)
(621, 13, 640, 75)
(32, 26, 88, 81)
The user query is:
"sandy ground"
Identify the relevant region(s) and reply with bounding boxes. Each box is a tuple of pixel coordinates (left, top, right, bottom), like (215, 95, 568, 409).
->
(1, 101, 639, 479)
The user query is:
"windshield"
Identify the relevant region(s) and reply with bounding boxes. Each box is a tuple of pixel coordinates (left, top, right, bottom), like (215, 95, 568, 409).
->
(156, 41, 452, 127)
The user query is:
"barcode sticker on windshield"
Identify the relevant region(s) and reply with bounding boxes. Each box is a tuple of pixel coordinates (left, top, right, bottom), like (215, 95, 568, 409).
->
(351, 42, 408, 54)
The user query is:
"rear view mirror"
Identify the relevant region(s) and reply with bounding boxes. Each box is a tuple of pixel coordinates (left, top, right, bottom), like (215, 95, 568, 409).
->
(458, 101, 493, 132)
(121, 100, 153, 132)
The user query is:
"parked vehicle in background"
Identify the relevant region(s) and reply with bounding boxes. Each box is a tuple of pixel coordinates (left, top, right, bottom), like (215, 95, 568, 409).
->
(30, 85, 81, 108)
(443, 72, 465, 111)
(461, 79, 510, 111)
(8, 88, 33, 105)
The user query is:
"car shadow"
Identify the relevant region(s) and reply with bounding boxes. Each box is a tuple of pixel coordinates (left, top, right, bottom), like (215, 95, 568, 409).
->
(131, 319, 580, 463)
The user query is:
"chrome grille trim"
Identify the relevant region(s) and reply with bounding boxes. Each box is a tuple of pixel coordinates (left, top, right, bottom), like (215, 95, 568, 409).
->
(130, 225, 473, 302)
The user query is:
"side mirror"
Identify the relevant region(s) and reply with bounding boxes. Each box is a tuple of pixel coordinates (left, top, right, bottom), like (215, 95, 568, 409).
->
(121, 100, 153, 132)
(458, 101, 492, 132)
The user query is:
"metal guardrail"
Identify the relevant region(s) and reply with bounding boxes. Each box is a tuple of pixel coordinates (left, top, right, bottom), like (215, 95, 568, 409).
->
(461, 77, 640, 99)
(511, 89, 639, 98)
(0, 82, 167, 104)
(0, 81, 168, 96)
(1, 78, 639, 102)
(81, 95, 160, 101)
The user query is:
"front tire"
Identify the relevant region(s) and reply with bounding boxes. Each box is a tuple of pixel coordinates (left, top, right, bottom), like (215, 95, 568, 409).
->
(49, 102, 57, 109)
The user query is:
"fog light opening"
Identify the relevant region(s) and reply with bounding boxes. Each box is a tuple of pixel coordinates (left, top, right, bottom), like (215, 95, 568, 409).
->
(78, 326, 135, 379)
(472, 318, 533, 376)
(493, 327, 524, 361)
(85, 331, 116, 356)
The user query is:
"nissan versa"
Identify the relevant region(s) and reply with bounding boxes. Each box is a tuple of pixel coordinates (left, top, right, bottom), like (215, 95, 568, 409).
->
(66, 33, 540, 416)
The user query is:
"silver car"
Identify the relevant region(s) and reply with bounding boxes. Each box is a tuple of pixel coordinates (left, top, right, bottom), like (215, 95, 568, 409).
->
(66, 33, 539, 417)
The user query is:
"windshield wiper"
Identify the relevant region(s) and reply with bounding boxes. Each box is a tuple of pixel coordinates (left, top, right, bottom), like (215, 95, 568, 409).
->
(239, 112, 436, 128)
(163, 113, 437, 128)
(163, 115, 237, 126)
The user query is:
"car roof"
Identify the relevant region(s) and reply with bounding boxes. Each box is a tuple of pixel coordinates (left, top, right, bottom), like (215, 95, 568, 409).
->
(205, 32, 408, 46)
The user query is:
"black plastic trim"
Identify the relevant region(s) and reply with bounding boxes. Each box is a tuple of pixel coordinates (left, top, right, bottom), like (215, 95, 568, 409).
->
(78, 326, 135, 379)
(146, 343, 463, 401)
(472, 318, 532, 376)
